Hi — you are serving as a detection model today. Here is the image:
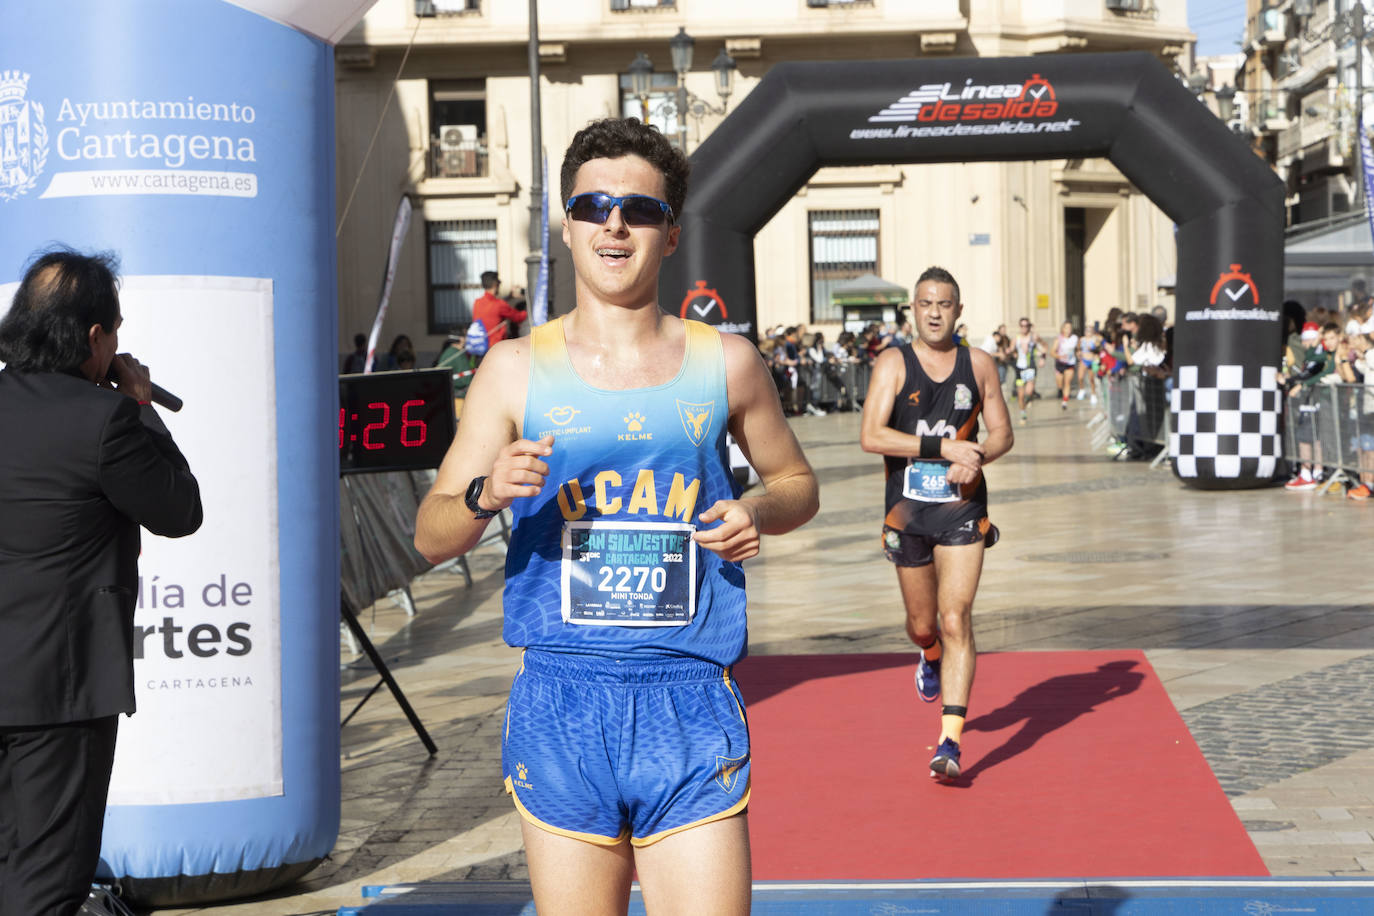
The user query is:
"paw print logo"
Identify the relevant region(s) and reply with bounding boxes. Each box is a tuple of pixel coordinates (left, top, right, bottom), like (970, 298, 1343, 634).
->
(624, 412, 646, 431)
(516, 762, 528, 781)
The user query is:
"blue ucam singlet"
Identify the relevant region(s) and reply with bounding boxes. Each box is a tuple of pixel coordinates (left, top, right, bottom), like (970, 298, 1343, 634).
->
(502, 317, 746, 666)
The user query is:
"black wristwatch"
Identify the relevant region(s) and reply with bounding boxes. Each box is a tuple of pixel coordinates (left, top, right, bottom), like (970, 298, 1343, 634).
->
(464, 476, 499, 519)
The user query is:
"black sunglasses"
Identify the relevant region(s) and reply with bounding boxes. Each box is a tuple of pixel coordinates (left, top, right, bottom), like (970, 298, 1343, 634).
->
(566, 192, 675, 227)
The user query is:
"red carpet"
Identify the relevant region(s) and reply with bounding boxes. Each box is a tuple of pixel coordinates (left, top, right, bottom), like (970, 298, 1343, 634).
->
(735, 651, 1267, 879)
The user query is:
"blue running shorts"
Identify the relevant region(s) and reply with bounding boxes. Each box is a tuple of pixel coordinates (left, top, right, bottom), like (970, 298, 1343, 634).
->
(502, 649, 751, 846)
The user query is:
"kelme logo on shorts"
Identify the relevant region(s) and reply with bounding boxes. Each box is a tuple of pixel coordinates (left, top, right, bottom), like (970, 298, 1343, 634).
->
(714, 754, 747, 792)
(0, 71, 49, 201)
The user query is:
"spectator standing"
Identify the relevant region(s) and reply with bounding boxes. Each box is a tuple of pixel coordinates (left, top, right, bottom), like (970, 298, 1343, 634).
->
(1340, 333, 1374, 499)
(435, 325, 483, 417)
(1286, 322, 1336, 490)
(377, 333, 414, 371)
(342, 332, 368, 374)
(472, 271, 528, 346)
(806, 331, 845, 411)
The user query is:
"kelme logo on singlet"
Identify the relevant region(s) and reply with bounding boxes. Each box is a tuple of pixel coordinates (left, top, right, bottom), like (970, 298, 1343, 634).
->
(714, 754, 747, 792)
(619, 411, 652, 442)
(676, 399, 715, 447)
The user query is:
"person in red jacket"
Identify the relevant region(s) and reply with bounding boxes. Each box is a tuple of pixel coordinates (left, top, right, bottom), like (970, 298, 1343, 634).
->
(472, 271, 527, 345)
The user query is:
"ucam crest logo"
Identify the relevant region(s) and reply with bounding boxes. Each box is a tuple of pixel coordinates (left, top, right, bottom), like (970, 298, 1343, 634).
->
(0, 70, 49, 202)
(868, 73, 1059, 124)
(1209, 263, 1259, 306)
(676, 399, 715, 447)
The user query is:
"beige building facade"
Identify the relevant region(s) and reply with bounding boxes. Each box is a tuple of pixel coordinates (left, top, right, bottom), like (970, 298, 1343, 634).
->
(335, 0, 1193, 359)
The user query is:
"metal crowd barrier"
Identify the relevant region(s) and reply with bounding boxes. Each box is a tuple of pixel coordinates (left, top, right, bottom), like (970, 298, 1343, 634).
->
(1086, 370, 1171, 467)
(803, 360, 871, 410)
(1281, 382, 1374, 493)
(1084, 372, 1374, 487)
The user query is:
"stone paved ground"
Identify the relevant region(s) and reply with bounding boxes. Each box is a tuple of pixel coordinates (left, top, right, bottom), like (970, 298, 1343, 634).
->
(151, 401, 1374, 913)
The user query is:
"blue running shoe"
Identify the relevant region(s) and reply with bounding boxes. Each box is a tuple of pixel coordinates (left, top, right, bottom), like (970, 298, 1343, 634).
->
(929, 737, 961, 780)
(915, 649, 941, 703)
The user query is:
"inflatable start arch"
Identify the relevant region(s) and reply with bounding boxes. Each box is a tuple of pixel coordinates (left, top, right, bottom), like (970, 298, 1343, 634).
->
(0, 0, 366, 904)
(660, 52, 1287, 490)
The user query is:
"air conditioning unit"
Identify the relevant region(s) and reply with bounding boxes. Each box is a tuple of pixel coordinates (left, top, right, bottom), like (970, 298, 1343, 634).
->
(438, 124, 478, 177)
(439, 124, 476, 149)
(1105, 0, 1143, 10)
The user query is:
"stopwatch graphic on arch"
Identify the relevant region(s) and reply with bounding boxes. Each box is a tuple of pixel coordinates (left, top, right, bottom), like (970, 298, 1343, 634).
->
(1209, 263, 1259, 306)
(1019, 73, 1057, 101)
(680, 280, 729, 322)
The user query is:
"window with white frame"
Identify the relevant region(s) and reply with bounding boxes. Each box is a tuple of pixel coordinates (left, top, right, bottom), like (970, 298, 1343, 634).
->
(809, 209, 879, 323)
(428, 219, 496, 333)
(619, 71, 680, 139)
(416, 0, 480, 15)
(430, 80, 487, 178)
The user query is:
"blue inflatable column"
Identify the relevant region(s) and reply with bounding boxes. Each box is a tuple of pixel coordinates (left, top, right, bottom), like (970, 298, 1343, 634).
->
(0, 0, 354, 904)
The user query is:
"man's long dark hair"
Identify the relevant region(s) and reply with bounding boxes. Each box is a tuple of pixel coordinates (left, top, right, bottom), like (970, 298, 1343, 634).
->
(0, 248, 120, 372)
(560, 118, 690, 220)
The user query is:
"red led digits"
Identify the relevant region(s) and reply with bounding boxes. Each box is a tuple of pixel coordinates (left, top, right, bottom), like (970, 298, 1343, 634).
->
(361, 401, 391, 450)
(400, 399, 426, 447)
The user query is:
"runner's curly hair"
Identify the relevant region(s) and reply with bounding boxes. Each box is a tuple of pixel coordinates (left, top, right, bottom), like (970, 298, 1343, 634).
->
(559, 118, 690, 221)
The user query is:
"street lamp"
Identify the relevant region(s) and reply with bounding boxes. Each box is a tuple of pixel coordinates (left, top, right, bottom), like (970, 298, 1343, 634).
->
(1215, 84, 1237, 123)
(669, 28, 695, 150)
(711, 48, 737, 100)
(628, 29, 736, 151)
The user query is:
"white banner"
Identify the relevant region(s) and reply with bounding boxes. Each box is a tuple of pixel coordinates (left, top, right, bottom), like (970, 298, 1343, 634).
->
(106, 276, 282, 805)
(364, 194, 412, 372)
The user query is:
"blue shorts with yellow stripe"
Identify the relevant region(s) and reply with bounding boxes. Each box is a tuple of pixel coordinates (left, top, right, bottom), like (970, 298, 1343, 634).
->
(502, 649, 751, 847)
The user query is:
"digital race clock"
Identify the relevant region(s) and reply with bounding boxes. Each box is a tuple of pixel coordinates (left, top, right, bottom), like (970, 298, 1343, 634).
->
(338, 368, 456, 475)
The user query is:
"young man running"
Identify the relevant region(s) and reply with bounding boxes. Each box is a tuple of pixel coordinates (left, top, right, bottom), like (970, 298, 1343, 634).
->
(860, 266, 1013, 780)
(415, 117, 818, 915)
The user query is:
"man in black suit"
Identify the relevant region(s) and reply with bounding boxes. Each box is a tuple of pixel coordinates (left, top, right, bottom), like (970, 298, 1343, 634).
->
(0, 248, 203, 916)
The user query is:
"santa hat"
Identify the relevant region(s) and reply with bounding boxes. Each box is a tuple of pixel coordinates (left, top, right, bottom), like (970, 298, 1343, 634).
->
(1300, 322, 1320, 342)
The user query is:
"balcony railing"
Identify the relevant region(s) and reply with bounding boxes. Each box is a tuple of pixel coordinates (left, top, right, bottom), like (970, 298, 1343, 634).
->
(610, 0, 675, 10)
(429, 137, 488, 179)
(1246, 8, 1287, 49)
(1248, 89, 1290, 133)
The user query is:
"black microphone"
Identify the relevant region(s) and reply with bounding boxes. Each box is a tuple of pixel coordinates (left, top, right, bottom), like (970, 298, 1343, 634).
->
(106, 368, 183, 412)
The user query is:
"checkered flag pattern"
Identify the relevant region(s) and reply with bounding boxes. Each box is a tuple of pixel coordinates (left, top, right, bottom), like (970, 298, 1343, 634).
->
(1171, 364, 1281, 480)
